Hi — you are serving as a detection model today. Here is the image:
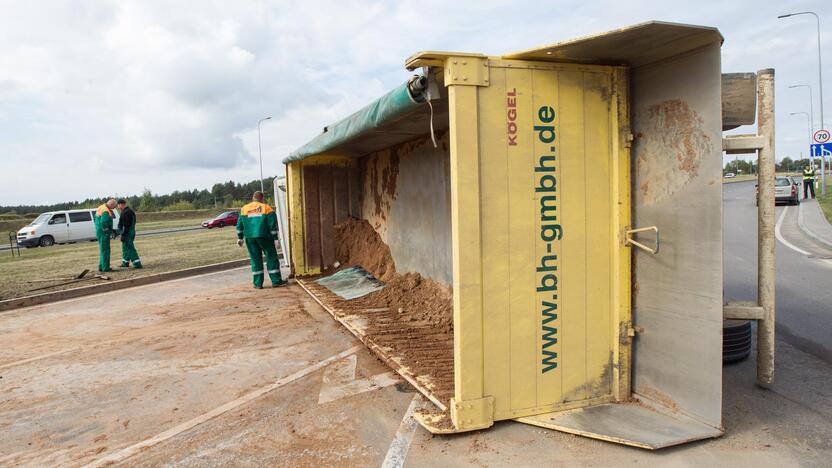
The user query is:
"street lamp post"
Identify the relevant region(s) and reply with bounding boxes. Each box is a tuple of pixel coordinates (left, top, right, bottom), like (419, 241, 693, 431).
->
(257, 116, 272, 194)
(779, 11, 825, 195)
(790, 111, 812, 145)
(788, 84, 814, 134)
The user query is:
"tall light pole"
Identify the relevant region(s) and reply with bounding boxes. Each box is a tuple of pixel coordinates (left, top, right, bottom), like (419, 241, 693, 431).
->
(788, 84, 814, 133)
(257, 116, 272, 194)
(779, 11, 825, 195)
(790, 111, 812, 145)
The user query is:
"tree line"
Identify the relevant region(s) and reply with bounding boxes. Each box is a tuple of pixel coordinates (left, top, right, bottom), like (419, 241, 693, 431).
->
(1, 177, 276, 215)
(724, 157, 817, 175)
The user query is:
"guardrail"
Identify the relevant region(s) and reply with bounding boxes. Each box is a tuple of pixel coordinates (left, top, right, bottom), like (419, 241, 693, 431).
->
(7, 231, 20, 257)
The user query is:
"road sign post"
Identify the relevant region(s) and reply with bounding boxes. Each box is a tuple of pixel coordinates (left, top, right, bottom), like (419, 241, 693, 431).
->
(811, 142, 831, 194)
(813, 130, 830, 195)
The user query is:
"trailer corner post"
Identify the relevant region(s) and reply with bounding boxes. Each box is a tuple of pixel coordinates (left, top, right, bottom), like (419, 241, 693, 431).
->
(446, 56, 494, 432)
(756, 68, 776, 388)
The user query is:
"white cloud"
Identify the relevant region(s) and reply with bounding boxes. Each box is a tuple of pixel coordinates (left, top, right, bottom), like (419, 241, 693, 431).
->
(0, 0, 829, 205)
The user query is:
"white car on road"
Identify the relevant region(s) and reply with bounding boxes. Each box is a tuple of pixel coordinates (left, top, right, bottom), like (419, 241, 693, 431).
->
(16, 209, 120, 248)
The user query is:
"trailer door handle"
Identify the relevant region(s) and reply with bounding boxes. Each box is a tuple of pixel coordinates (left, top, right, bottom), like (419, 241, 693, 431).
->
(625, 226, 660, 255)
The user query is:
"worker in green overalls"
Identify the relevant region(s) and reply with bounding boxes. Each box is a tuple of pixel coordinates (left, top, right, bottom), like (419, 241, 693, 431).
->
(236, 191, 285, 289)
(94, 198, 118, 272)
(803, 164, 816, 199)
(117, 199, 142, 268)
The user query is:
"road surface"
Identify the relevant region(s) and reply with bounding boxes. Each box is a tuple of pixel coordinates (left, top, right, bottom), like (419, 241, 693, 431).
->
(723, 180, 832, 362)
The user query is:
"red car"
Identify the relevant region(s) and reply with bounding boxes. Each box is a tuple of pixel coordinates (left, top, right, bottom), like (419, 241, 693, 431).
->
(202, 211, 239, 229)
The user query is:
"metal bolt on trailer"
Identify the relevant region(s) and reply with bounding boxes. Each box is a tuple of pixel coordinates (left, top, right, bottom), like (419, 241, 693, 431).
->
(278, 21, 776, 449)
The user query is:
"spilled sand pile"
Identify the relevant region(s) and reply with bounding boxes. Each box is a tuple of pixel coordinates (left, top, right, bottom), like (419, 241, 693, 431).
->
(301, 217, 454, 405)
(334, 217, 396, 282)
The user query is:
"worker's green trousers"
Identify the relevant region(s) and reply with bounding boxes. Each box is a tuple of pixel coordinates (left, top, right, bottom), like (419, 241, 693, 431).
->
(97, 234, 111, 272)
(121, 230, 142, 268)
(245, 237, 282, 288)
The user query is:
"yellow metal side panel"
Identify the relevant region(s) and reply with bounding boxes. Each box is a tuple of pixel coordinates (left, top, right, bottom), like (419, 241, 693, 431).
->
(449, 85, 485, 404)
(479, 66, 512, 418)
(612, 67, 632, 401)
(452, 59, 629, 424)
(583, 71, 613, 398)
(558, 70, 589, 402)
(505, 67, 538, 411)
(287, 161, 306, 275)
(531, 68, 562, 406)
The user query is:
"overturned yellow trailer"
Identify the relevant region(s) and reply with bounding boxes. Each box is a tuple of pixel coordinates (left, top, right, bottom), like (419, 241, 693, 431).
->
(282, 21, 730, 449)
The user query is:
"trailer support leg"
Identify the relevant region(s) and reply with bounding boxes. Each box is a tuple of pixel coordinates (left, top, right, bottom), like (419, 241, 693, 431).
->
(756, 68, 776, 388)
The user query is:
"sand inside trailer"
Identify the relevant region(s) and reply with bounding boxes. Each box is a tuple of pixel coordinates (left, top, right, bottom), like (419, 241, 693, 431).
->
(300, 218, 454, 406)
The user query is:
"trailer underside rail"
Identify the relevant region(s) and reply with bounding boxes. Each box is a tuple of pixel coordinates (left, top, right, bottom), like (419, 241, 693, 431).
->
(516, 396, 723, 450)
(296, 278, 453, 411)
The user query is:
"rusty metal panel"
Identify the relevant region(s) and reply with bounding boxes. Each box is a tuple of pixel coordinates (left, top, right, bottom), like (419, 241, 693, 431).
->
(302, 165, 322, 270)
(630, 41, 723, 428)
(333, 165, 350, 224)
(318, 165, 336, 268)
(360, 150, 396, 238)
(348, 162, 361, 218)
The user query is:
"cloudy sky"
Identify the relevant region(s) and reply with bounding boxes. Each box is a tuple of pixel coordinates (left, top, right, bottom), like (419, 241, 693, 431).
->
(0, 0, 829, 205)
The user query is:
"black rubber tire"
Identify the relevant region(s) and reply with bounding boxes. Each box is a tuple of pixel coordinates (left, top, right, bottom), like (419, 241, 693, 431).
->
(39, 235, 55, 247)
(218, 221, 225, 228)
(723, 319, 752, 365)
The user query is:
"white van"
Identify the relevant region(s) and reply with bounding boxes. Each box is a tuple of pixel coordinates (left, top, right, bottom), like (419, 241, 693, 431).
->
(16, 209, 120, 248)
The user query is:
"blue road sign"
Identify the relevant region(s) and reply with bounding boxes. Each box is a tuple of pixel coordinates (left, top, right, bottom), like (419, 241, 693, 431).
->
(811, 143, 832, 157)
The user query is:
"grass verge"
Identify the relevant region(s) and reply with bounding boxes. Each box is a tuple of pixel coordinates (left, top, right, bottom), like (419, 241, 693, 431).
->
(0, 228, 248, 300)
(819, 191, 832, 226)
(723, 174, 758, 184)
(137, 217, 211, 232)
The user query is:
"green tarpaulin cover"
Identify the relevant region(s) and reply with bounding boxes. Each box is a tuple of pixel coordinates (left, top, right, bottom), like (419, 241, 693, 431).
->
(282, 81, 421, 164)
(315, 266, 384, 300)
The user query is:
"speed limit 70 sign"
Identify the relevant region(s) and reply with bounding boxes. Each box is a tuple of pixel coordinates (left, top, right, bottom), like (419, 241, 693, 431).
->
(815, 129, 831, 144)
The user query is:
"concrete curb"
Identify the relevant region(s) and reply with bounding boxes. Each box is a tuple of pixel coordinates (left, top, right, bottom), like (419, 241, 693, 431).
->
(0, 259, 250, 313)
(797, 202, 832, 250)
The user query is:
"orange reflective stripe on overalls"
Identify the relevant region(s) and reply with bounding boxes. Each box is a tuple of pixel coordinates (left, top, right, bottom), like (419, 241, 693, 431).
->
(95, 204, 112, 217)
(240, 202, 273, 216)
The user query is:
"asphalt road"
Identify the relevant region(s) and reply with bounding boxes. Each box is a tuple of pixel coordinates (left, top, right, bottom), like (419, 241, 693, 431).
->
(723, 180, 832, 363)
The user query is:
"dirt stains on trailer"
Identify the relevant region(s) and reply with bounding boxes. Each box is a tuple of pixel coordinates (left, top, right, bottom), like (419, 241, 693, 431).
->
(561, 352, 614, 403)
(361, 149, 399, 235)
(360, 133, 447, 238)
(634, 99, 712, 205)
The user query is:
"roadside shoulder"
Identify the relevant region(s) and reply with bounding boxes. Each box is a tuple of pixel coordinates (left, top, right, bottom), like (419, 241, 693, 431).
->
(797, 199, 832, 250)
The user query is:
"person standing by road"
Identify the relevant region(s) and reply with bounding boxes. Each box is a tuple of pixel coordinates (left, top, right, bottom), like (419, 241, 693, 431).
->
(236, 191, 284, 289)
(94, 198, 118, 272)
(803, 164, 816, 199)
(117, 199, 142, 269)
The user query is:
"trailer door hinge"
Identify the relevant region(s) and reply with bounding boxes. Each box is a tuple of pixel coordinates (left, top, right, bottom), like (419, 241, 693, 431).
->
(627, 325, 644, 337)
